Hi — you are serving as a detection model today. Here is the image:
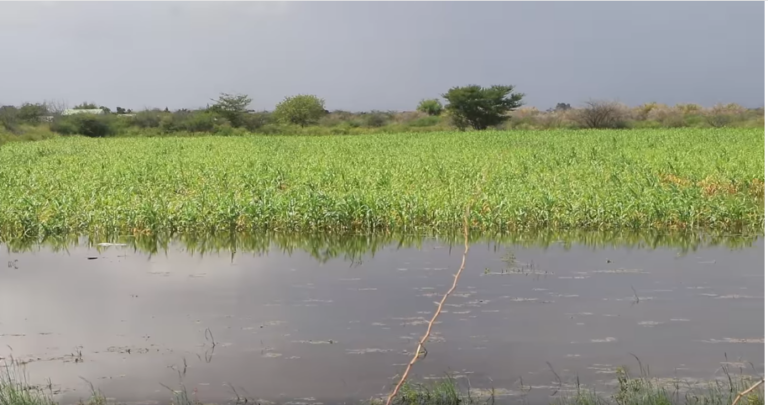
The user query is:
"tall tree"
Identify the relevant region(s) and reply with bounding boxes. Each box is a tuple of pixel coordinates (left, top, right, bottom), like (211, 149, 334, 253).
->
(442, 85, 524, 130)
(209, 93, 252, 127)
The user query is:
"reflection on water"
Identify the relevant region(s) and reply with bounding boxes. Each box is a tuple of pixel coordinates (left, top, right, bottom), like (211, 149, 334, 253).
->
(3, 230, 762, 264)
(0, 232, 763, 404)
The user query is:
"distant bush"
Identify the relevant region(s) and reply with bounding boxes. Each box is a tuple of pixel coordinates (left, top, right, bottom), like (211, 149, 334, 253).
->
(573, 100, 629, 129)
(416, 99, 443, 116)
(213, 123, 251, 137)
(257, 123, 289, 135)
(51, 114, 118, 137)
(390, 111, 425, 124)
(362, 111, 393, 128)
(160, 111, 218, 133)
(241, 111, 273, 131)
(532, 111, 567, 130)
(408, 115, 441, 127)
(704, 103, 747, 128)
(646, 105, 687, 128)
(0, 124, 57, 146)
(131, 110, 164, 128)
(675, 103, 703, 115)
(273, 95, 327, 127)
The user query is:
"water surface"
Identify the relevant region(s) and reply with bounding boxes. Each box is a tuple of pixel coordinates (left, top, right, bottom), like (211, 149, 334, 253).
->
(1, 234, 763, 404)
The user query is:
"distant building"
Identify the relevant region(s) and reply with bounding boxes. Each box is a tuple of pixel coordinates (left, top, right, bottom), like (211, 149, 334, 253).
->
(62, 109, 105, 116)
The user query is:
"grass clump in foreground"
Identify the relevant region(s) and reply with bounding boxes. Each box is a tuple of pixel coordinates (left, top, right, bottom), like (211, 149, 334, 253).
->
(0, 129, 763, 239)
(0, 361, 56, 405)
(0, 360, 106, 405)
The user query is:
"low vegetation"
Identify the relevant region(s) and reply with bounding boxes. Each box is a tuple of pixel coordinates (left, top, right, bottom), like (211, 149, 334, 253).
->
(0, 129, 762, 240)
(0, 89, 763, 145)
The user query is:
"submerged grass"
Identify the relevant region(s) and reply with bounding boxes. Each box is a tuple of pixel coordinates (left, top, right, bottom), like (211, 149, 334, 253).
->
(553, 367, 764, 405)
(0, 358, 762, 405)
(0, 129, 763, 239)
(377, 368, 765, 405)
(380, 377, 494, 405)
(0, 360, 56, 405)
(0, 360, 108, 405)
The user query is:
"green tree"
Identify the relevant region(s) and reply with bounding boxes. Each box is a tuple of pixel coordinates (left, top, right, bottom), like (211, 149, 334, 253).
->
(416, 99, 443, 116)
(0, 106, 19, 132)
(442, 85, 524, 130)
(17, 103, 49, 123)
(273, 94, 326, 127)
(73, 102, 98, 110)
(209, 93, 252, 127)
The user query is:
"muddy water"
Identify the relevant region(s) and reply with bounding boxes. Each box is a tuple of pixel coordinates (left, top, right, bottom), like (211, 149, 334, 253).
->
(0, 237, 764, 404)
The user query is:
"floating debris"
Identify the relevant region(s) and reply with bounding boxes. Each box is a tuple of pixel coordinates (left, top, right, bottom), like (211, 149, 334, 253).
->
(346, 348, 392, 354)
(702, 338, 764, 344)
(591, 337, 617, 343)
(593, 269, 647, 274)
(292, 340, 335, 345)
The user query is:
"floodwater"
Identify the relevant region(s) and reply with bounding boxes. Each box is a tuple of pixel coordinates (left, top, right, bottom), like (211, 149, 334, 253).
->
(0, 235, 764, 405)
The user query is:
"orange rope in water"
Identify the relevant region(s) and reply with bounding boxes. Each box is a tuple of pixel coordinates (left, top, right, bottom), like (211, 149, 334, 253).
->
(731, 379, 764, 405)
(384, 206, 471, 405)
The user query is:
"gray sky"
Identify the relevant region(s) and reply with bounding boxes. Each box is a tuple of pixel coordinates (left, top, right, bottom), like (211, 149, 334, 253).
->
(0, 2, 764, 111)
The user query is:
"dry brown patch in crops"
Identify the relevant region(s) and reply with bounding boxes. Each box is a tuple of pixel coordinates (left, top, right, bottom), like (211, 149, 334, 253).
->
(130, 227, 153, 236)
(748, 178, 765, 199)
(660, 174, 692, 188)
(697, 176, 739, 197)
(660, 174, 764, 199)
(481, 203, 491, 215)
(235, 215, 248, 231)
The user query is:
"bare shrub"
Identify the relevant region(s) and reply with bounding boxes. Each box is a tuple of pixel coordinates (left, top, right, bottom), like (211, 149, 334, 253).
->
(44, 100, 68, 117)
(705, 103, 747, 128)
(393, 111, 429, 125)
(674, 103, 703, 115)
(533, 111, 565, 129)
(573, 100, 630, 129)
(647, 104, 686, 128)
(633, 102, 665, 121)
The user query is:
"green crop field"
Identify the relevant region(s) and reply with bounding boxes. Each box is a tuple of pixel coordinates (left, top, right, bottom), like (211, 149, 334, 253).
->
(0, 129, 763, 240)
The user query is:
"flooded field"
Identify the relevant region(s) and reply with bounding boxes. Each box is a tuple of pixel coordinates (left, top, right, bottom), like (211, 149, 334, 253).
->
(0, 235, 764, 404)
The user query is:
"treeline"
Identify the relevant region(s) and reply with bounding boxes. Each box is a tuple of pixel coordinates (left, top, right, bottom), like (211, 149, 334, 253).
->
(0, 86, 764, 142)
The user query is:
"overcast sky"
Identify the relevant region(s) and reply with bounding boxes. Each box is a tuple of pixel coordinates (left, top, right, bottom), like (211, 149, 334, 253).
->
(0, 2, 763, 111)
